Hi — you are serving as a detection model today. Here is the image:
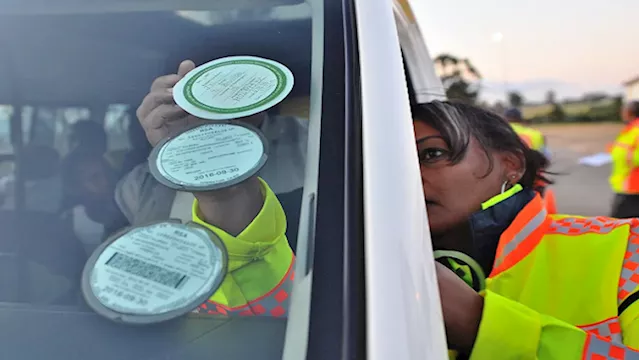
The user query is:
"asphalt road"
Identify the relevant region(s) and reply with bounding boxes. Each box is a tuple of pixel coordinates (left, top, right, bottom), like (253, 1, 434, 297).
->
(535, 122, 624, 217)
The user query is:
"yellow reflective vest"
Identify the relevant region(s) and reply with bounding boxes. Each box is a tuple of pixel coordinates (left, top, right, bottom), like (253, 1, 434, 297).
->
(511, 123, 546, 153)
(463, 192, 639, 359)
(610, 119, 639, 195)
(191, 178, 294, 317)
(510, 122, 556, 214)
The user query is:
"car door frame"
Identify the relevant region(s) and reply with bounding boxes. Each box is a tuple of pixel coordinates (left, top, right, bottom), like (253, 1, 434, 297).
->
(354, 0, 448, 358)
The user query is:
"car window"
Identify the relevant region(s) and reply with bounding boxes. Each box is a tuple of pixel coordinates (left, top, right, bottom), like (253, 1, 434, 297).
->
(0, 0, 331, 358)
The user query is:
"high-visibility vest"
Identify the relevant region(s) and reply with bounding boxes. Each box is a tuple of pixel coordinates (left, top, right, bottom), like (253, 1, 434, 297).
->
(464, 193, 639, 359)
(511, 123, 546, 153)
(541, 187, 557, 214)
(190, 178, 295, 317)
(510, 123, 556, 213)
(610, 119, 639, 195)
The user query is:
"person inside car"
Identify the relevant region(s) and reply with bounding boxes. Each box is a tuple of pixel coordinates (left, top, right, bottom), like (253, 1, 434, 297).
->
(0, 145, 62, 213)
(60, 147, 126, 256)
(109, 60, 298, 316)
(118, 112, 152, 178)
(114, 60, 307, 246)
(69, 120, 107, 153)
(413, 101, 638, 359)
(68, 120, 124, 171)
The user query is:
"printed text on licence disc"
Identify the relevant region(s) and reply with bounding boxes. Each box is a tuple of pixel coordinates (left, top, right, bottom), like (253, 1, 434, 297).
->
(152, 123, 267, 190)
(88, 223, 226, 316)
(173, 56, 294, 120)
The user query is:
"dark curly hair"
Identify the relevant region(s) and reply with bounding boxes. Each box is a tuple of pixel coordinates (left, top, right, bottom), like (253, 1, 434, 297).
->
(411, 100, 552, 189)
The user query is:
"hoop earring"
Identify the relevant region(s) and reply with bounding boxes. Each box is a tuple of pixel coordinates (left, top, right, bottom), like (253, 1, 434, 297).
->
(501, 180, 509, 194)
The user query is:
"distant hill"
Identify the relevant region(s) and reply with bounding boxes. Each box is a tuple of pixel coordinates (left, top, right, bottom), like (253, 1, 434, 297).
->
(478, 79, 624, 104)
(521, 97, 621, 122)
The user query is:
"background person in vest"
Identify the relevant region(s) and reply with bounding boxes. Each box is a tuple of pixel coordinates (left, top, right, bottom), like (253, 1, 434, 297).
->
(125, 60, 295, 317)
(502, 108, 546, 151)
(609, 100, 639, 218)
(503, 107, 557, 214)
(413, 101, 637, 359)
(113, 60, 307, 246)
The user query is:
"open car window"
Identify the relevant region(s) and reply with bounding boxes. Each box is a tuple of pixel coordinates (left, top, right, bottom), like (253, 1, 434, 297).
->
(0, 0, 346, 358)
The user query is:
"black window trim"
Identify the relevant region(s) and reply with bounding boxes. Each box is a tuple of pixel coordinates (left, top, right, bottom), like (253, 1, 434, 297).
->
(306, 0, 365, 358)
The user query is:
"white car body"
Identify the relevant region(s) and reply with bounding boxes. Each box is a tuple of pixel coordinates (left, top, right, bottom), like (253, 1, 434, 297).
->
(357, 0, 447, 358)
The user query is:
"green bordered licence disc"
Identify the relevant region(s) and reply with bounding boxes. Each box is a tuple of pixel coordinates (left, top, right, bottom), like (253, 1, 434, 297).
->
(148, 122, 269, 192)
(81, 220, 228, 325)
(173, 56, 295, 120)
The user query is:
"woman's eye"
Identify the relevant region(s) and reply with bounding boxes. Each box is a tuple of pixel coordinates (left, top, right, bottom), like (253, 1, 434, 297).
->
(420, 148, 446, 163)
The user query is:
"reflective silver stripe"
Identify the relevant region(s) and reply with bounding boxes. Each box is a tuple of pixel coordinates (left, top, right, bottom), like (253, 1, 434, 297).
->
(583, 333, 638, 359)
(619, 221, 639, 306)
(494, 207, 547, 267)
(548, 217, 633, 236)
(579, 317, 622, 343)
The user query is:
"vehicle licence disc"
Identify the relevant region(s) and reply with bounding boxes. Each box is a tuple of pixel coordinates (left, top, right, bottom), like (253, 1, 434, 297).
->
(173, 56, 294, 120)
(148, 122, 268, 191)
(82, 221, 227, 324)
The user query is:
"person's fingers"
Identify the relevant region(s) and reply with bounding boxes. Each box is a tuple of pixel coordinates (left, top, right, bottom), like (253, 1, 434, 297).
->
(136, 91, 175, 123)
(165, 116, 192, 139)
(163, 116, 209, 145)
(186, 116, 208, 129)
(177, 60, 196, 77)
(144, 104, 188, 130)
(137, 61, 200, 146)
(150, 74, 182, 92)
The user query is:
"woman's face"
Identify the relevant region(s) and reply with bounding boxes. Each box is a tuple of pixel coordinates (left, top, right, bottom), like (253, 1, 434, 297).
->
(414, 120, 522, 236)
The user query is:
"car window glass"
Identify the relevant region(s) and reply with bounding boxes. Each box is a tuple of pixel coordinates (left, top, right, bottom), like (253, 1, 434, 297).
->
(0, 0, 327, 358)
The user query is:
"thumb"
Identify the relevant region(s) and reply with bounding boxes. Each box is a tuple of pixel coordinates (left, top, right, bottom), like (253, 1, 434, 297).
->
(177, 60, 196, 77)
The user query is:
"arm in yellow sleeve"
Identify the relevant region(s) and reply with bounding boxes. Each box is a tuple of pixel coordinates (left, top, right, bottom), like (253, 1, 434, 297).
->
(191, 177, 295, 316)
(470, 291, 639, 360)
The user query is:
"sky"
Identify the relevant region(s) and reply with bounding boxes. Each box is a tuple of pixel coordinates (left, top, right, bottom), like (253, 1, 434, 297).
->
(416, 0, 639, 104)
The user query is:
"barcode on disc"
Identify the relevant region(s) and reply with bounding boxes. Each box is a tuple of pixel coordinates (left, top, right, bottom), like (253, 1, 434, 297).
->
(106, 252, 187, 289)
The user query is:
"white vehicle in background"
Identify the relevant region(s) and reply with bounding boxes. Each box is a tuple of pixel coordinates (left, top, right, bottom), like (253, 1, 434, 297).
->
(0, 0, 447, 358)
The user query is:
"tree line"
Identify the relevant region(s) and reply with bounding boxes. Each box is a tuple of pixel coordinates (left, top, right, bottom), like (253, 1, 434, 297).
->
(434, 53, 622, 122)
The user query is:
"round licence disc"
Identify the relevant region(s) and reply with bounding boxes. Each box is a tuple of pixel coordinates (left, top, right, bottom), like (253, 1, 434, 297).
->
(173, 55, 295, 120)
(149, 122, 268, 191)
(82, 221, 227, 324)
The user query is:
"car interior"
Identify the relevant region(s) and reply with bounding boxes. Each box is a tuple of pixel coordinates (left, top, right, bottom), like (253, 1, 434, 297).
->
(0, 3, 320, 358)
